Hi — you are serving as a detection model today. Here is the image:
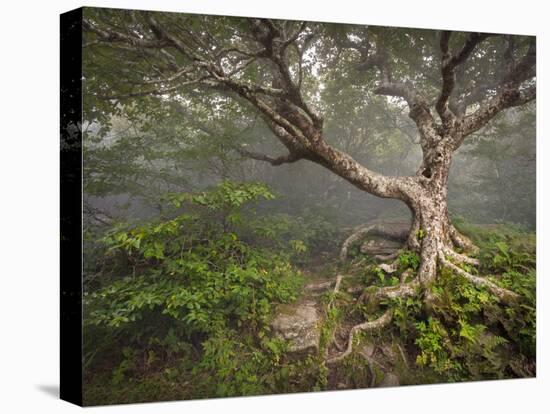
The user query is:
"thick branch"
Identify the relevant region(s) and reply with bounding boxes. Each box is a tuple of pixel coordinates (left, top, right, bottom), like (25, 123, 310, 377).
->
(460, 84, 535, 138)
(234, 147, 302, 166)
(142, 13, 205, 63)
(459, 38, 535, 140)
(311, 141, 414, 200)
(95, 77, 208, 100)
(374, 82, 440, 149)
(436, 32, 491, 127)
(281, 21, 308, 49)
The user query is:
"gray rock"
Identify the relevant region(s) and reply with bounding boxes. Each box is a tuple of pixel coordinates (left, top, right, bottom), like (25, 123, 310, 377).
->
(304, 280, 333, 295)
(360, 239, 402, 255)
(271, 301, 320, 354)
(379, 372, 400, 387)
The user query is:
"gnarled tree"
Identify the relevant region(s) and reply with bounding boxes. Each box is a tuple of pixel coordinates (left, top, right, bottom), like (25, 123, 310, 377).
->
(82, 9, 536, 355)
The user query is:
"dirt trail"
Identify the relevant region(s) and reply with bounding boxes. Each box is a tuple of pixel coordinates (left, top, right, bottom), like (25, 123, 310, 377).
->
(272, 235, 411, 389)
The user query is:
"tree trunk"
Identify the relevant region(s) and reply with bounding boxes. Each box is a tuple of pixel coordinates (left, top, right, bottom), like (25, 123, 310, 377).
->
(329, 159, 519, 363)
(401, 144, 477, 287)
(411, 189, 453, 286)
(410, 149, 454, 286)
(360, 142, 516, 305)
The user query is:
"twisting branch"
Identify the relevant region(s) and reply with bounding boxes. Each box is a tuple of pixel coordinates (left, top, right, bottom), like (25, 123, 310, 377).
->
(234, 147, 302, 166)
(371, 46, 441, 150)
(375, 81, 441, 149)
(437, 31, 455, 126)
(83, 19, 171, 49)
(460, 83, 535, 139)
(341, 33, 435, 146)
(248, 19, 323, 129)
(84, 11, 423, 203)
(95, 77, 208, 100)
(459, 38, 536, 140)
(142, 12, 206, 64)
(133, 66, 195, 85)
(436, 31, 492, 127)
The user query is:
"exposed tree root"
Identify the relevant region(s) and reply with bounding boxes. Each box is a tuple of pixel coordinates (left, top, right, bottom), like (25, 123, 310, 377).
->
(332, 336, 346, 352)
(327, 309, 393, 364)
(356, 278, 419, 304)
(357, 347, 390, 387)
(443, 247, 480, 266)
(372, 279, 421, 301)
(379, 261, 399, 274)
(350, 257, 368, 270)
(400, 269, 413, 284)
(327, 274, 344, 308)
(327, 274, 346, 352)
(373, 249, 403, 262)
(340, 225, 376, 262)
(328, 225, 520, 367)
(304, 280, 334, 293)
(438, 253, 519, 303)
(448, 224, 480, 254)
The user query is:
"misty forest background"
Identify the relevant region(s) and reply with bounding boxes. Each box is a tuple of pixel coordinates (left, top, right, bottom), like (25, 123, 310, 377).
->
(80, 9, 536, 405)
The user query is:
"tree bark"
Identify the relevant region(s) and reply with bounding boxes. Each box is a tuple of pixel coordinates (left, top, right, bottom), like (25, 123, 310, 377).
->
(401, 142, 454, 286)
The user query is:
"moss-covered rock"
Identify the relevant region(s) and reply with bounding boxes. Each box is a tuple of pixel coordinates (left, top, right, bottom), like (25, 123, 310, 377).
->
(271, 300, 321, 355)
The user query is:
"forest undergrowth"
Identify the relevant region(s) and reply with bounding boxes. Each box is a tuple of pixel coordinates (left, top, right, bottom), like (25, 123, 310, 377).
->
(82, 181, 535, 405)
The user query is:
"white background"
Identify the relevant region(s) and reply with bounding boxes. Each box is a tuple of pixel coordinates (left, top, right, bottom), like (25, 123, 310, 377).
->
(0, 0, 548, 412)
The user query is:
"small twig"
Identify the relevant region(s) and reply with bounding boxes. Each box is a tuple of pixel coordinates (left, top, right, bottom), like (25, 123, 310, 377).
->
(395, 342, 410, 370)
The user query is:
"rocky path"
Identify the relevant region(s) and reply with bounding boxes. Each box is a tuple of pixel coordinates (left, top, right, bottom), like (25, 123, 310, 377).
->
(270, 225, 412, 388)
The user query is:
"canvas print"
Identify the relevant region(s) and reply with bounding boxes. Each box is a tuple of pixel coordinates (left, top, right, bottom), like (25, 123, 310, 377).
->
(60, 6, 536, 406)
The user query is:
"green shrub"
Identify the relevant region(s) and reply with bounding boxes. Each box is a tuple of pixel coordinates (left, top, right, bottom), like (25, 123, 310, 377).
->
(83, 181, 308, 403)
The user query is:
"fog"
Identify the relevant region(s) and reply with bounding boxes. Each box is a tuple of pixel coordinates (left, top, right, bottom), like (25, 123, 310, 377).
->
(83, 101, 535, 230)
(78, 10, 537, 403)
